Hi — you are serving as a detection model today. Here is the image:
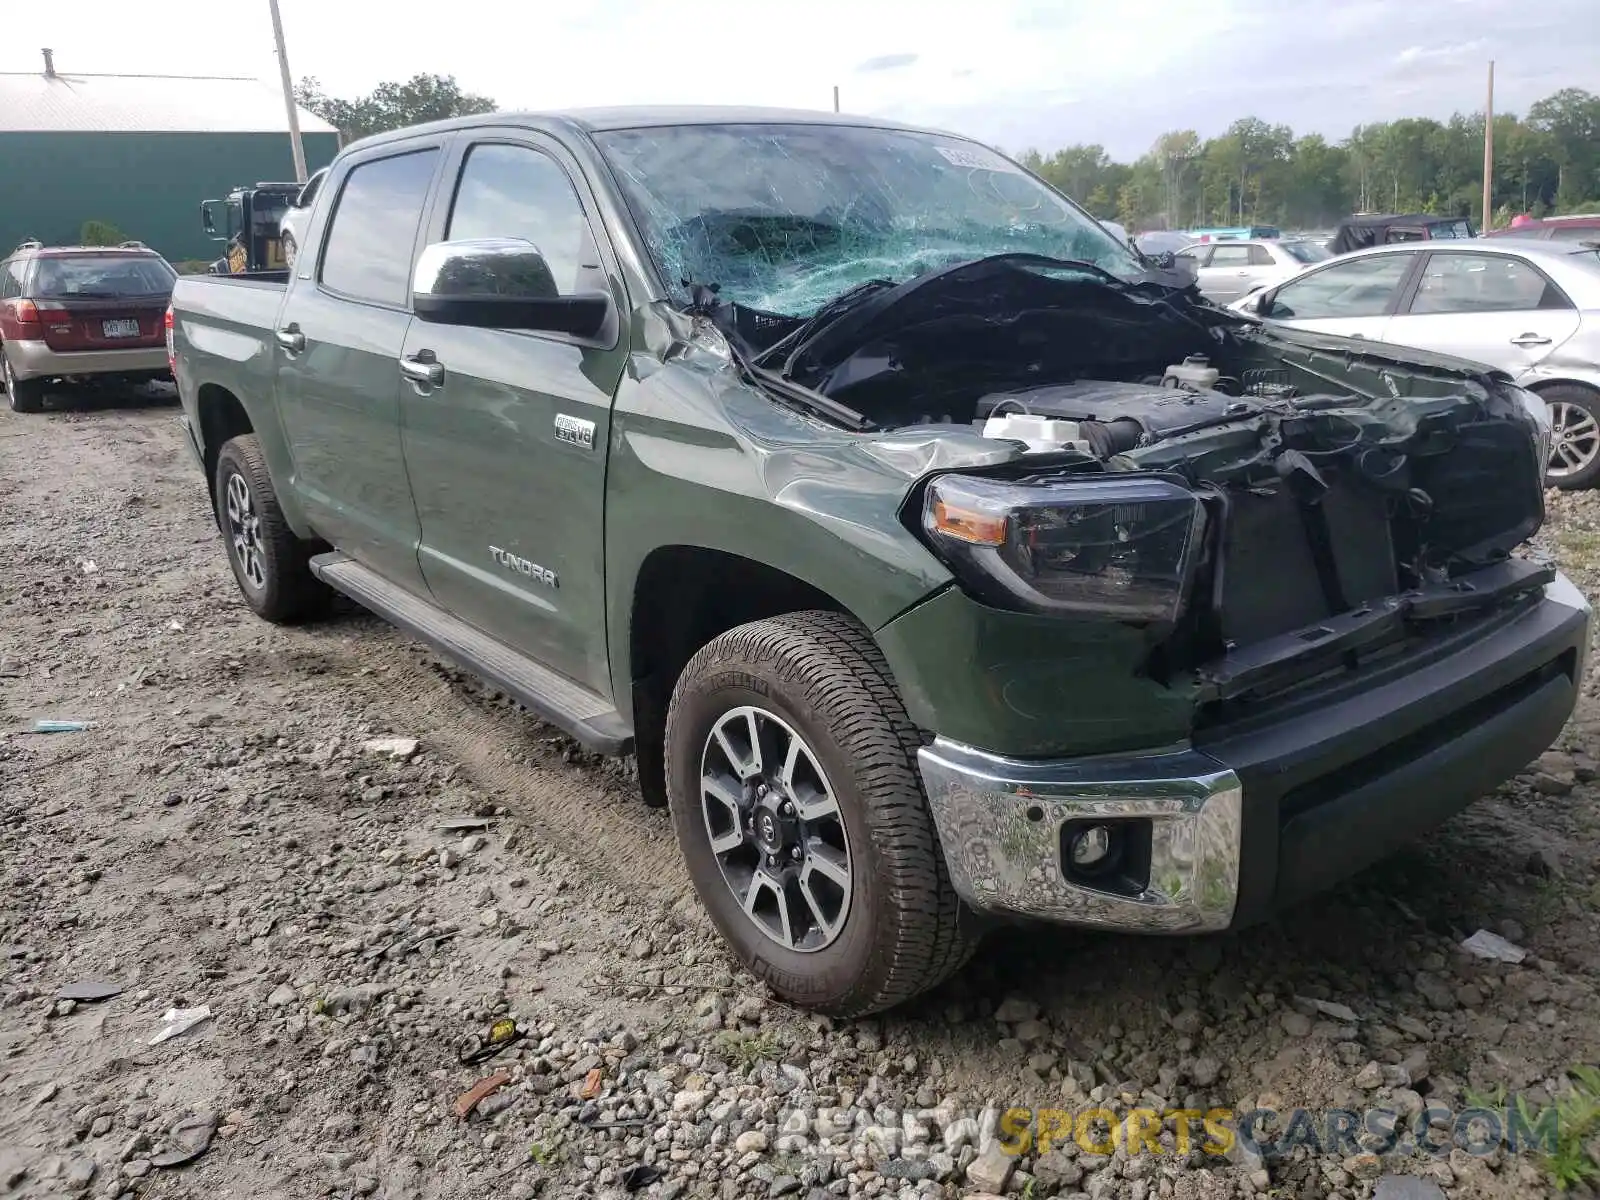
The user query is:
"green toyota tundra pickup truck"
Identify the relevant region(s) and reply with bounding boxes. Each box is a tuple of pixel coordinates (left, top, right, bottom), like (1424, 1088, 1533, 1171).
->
(168, 107, 1591, 1016)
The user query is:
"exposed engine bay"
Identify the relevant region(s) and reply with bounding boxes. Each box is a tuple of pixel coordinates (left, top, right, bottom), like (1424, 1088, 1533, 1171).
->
(705, 253, 1552, 709)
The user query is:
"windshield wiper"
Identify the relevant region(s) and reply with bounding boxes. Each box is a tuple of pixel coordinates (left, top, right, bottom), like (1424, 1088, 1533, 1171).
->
(686, 278, 873, 431)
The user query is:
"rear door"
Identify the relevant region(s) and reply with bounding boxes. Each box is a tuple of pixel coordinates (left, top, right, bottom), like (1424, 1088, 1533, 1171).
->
(25, 253, 173, 354)
(1383, 249, 1581, 375)
(398, 132, 628, 694)
(1258, 251, 1420, 341)
(273, 140, 448, 593)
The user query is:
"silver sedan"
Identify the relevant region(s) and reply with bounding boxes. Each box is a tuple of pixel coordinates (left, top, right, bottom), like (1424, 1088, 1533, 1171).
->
(1229, 239, 1600, 488)
(1178, 238, 1331, 304)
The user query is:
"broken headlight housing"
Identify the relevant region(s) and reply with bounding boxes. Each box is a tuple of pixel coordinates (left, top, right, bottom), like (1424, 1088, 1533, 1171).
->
(920, 473, 1205, 623)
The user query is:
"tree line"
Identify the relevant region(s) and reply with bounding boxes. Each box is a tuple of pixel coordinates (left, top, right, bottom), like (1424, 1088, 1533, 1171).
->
(1019, 88, 1600, 232)
(295, 75, 1600, 233)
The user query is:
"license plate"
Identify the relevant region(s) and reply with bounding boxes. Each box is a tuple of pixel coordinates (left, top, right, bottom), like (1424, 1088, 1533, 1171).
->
(102, 319, 140, 338)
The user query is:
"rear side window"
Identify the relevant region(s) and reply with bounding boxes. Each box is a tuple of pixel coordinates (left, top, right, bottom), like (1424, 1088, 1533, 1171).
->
(28, 255, 175, 298)
(1408, 252, 1569, 315)
(320, 150, 440, 306)
(0, 260, 22, 299)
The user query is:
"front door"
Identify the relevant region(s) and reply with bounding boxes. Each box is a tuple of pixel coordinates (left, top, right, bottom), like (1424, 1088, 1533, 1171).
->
(398, 133, 628, 695)
(1259, 251, 1420, 342)
(274, 143, 446, 593)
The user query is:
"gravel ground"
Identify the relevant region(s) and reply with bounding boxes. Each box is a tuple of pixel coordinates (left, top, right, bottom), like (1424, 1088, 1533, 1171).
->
(4, 389, 1600, 1200)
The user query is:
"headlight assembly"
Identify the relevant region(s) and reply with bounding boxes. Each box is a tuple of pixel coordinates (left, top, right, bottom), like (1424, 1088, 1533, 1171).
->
(921, 473, 1205, 623)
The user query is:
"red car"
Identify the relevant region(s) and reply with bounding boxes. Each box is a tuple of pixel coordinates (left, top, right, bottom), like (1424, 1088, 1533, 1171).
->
(0, 240, 177, 413)
(1485, 214, 1600, 244)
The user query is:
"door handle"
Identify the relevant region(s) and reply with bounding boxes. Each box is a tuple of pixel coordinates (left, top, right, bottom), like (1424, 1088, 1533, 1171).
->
(1511, 332, 1553, 347)
(274, 327, 304, 353)
(400, 353, 445, 388)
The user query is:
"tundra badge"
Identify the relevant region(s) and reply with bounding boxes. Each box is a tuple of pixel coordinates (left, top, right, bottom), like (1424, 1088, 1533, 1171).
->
(554, 414, 596, 450)
(489, 546, 558, 588)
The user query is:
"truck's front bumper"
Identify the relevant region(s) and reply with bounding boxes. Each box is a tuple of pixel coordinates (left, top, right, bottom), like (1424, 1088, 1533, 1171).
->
(918, 574, 1592, 933)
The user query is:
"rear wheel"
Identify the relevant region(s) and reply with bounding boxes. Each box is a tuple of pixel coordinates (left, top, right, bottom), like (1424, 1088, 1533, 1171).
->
(665, 610, 979, 1016)
(2, 350, 45, 413)
(214, 434, 330, 623)
(1544, 385, 1600, 490)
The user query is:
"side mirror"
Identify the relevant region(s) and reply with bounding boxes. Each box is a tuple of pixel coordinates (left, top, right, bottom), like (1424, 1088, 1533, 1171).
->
(412, 238, 611, 340)
(200, 203, 217, 236)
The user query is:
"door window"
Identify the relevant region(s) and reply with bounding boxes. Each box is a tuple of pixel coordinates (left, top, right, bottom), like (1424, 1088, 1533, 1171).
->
(1208, 244, 1254, 268)
(319, 149, 440, 307)
(1266, 253, 1416, 320)
(446, 143, 600, 295)
(1408, 252, 1570, 315)
(1177, 246, 1211, 268)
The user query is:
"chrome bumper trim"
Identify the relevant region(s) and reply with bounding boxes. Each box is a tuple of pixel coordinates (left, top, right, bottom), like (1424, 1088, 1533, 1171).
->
(917, 738, 1242, 932)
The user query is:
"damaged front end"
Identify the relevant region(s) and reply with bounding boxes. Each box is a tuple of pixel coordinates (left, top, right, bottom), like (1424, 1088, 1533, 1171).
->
(714, 253, 1553, 729)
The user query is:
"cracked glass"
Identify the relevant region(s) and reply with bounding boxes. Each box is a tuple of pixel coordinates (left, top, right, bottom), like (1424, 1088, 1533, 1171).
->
(594, 122, 1142, 316)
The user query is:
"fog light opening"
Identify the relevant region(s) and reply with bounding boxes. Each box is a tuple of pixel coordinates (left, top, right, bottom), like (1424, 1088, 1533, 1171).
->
(1069, 824, 1116, 870)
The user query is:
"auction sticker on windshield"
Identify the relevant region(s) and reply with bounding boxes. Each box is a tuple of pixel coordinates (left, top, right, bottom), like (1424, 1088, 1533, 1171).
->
(936, 145, 1020, 172)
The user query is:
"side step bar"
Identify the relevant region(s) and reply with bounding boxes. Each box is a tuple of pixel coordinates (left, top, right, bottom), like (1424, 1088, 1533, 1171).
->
(310, 552, 633, 755)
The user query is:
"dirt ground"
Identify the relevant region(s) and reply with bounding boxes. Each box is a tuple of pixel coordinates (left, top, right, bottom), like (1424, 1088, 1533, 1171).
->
(4, 386, 1600, 1200)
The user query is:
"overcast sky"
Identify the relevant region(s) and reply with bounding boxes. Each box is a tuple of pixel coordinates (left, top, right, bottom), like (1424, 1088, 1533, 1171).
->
(2, 0, 1595, 159)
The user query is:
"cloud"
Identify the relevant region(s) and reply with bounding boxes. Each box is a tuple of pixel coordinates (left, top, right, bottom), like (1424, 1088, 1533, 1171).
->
(857, 53, 919, 72)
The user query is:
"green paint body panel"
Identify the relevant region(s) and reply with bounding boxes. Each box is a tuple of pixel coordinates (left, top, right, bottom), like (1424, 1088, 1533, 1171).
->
(875, 587, 1197, 758)
(0, 131, 339, 262)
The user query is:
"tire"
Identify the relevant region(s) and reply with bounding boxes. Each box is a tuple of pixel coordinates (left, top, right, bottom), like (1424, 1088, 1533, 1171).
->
(1542, 384, 1600, 490)
(213, 434, 330, 623)
(3, 350, 45, 413)
(282, 233, 297, 269)
(665, 610, 979, 1016)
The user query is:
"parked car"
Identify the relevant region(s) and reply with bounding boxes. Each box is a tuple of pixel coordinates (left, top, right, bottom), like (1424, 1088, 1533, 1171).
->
(0, 240, 177, 412)
(1133, 230, 1195, 257)
(279, 167, 330, 268)
(1188, 225, 1281, 242)
(1329, 213, 1475, 255)
(169, 107, 1586, 1015)
(1484, 214, 1600, 245)
(1177, 237, 1331, 303)
(1229, 239, 1600, 487)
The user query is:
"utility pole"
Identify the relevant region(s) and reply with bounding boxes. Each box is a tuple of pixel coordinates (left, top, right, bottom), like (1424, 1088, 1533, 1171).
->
(268, 0, 308, 182)
(832, 85, 840, 113)
(1481, 60, 1495, 230)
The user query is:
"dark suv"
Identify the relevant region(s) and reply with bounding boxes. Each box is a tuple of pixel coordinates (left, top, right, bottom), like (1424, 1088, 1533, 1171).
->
(0, 240, 178, 413)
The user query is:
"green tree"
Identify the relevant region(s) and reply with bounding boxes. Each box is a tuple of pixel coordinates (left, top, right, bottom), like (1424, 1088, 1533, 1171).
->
(295, 73, 497, 143)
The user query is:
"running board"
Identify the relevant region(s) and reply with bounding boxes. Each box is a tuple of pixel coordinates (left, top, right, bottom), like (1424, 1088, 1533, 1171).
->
(310, 552, 632, 754)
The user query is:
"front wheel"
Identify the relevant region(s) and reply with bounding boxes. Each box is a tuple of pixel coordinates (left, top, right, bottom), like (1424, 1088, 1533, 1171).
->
(1544, 385, 1600, 490)
(665, 611, 979, 1016)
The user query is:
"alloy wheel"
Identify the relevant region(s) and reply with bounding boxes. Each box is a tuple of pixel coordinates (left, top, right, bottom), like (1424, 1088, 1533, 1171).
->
(224, 471, 268, 591)
(699, 705, 853, 953)
(1548, 401, 1600, 481)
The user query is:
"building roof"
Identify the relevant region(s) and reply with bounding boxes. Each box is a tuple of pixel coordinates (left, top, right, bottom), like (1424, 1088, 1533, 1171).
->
(0, 71, 338, 135)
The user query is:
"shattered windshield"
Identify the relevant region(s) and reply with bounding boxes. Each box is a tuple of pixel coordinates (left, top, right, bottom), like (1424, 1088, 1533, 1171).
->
(594, 122, 1143, 316)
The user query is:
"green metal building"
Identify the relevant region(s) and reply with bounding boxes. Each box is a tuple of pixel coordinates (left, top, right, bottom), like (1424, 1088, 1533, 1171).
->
(0, 57, 340, 265)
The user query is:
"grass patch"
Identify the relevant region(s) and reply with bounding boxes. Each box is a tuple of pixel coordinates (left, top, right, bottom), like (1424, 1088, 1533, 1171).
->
(1526, 1066, 1600, 1191)
(716, 1029, 782, 1070)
